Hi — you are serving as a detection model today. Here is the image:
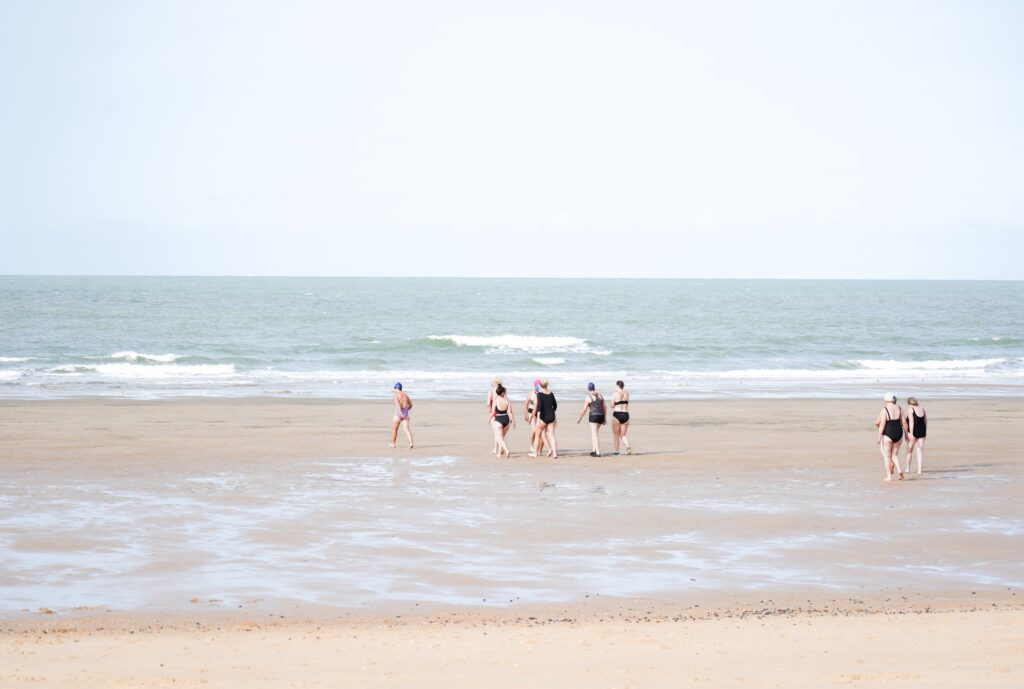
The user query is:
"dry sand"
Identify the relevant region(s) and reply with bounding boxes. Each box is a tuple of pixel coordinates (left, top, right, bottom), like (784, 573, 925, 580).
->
(1, 397, 1022, 687)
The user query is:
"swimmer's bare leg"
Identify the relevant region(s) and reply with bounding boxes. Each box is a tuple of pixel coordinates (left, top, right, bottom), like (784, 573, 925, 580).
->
(881, 438, 894, 480)
(390, 418, 400, 448)
(545, 425, 558, 459)
(402, 419, 414, 449)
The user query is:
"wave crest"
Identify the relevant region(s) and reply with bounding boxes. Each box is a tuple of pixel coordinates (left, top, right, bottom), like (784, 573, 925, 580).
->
(109, 351, 188, 363)
(49, 363, 235, 379)
(428, 335, 594, 354)
(851, 358, 1005, 371)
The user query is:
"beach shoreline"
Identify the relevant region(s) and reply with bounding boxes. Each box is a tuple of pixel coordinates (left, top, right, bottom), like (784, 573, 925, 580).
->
(3, 397, 1022, 686)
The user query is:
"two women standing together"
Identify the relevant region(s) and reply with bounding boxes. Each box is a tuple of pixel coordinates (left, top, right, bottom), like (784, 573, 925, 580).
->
(875, 393, 928, 480)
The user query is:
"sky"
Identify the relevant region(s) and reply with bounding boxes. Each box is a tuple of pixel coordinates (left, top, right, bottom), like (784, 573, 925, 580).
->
(1, 0, 1022, 278)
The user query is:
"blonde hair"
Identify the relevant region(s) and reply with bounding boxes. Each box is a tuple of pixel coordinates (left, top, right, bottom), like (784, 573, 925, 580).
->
(540, 379, 549, 389)
(492, 378, 502, 387)
(907, 397, 919, 406)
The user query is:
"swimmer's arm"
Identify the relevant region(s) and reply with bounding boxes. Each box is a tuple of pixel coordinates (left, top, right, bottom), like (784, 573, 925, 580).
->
(577, 398, 589, 423)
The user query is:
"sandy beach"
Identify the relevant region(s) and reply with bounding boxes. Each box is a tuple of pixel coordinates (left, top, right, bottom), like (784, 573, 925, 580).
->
(2, 397, 1022, 686)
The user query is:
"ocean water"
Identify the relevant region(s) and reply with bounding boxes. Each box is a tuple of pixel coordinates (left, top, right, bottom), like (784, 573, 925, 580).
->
(0, 276, 1021, 399)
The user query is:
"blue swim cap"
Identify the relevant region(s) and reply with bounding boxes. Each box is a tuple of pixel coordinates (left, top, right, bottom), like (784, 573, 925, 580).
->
(534, 384, 540, 392)
(393, 382, 402, 390)
(587, 382, 595, 391)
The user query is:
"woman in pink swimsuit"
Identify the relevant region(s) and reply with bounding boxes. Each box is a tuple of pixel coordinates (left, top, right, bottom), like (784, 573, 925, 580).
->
(390, 382, 414, 449)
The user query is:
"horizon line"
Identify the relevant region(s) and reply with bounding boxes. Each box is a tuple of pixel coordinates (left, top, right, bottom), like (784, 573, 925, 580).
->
(1, 274, 1022, 282)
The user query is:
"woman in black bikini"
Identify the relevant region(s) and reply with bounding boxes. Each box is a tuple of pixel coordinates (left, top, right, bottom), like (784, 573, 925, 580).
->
(487, 378, 502, 455)
(875, 392, 904, 481)
(489, 384, 515, 458)
(904, 396, 927, 475)
(529, 380, 558, 458)
(610, 380, 632, 455)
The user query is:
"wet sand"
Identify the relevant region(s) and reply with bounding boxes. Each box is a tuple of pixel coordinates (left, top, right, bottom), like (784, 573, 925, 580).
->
(1, 398, 1022, 686)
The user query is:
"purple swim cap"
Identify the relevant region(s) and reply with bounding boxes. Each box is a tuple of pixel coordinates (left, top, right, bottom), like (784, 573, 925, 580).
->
(393, 382, 402, 390)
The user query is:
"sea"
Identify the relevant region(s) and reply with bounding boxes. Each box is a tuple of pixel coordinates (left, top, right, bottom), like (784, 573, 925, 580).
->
(1, 276, 1021, 400)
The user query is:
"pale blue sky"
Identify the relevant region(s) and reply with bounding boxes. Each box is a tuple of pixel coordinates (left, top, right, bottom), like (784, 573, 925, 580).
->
(1, 0, 1021, 278)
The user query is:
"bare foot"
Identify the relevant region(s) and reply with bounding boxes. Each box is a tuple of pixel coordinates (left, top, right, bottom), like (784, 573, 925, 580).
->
(897, 471, 904, 480)
(408, 444, 414, 449)
(626, 446, 633, 455)
(883, 476, 893, 481)
(527, 452, 537, 458)
(389, 443, 396, 448)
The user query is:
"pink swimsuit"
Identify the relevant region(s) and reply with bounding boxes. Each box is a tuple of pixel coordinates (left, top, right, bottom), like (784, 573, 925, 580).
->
(394, 400, 410, 421)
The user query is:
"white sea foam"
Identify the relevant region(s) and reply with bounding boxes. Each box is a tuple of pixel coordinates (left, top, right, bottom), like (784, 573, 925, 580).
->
(47, 363, 235, 379)
(429, 335, 593, 354)
(532, 357, 566, 366)
(851, 358, 1005, 371)
(0, 370, 23, 381)
(0, 356, 31, 362)
(108, 351, 187, 363)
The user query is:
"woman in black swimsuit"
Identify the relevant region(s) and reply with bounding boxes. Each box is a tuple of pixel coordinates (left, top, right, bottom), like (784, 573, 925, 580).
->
(489, 384, 515, 458)
(524, 378, 546, 455)
(904, 396, 927, 475)
(529, 380, 558, 458)
(576, 382, 606, 457)
(875, 393, 904, 481)
(610, 380, 632, 455)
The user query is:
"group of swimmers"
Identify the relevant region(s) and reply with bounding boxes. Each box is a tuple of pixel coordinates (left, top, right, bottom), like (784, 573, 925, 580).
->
(487, 379, 632, 458)
(394, 382, 929, 478)
(875, 393, 928, 481)
(389, 378, 634, 457)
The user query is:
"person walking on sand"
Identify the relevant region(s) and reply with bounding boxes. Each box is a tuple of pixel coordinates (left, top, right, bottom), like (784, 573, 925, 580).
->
(529, 380, 558, 458)
(577, 382, 607, 457)
(390, 382, 414, 449)
(524, 378, 547, 455)
(904, 396, 927, 475)
(489, 384, 515, 458)
(487, 378, 502, 454)
(610, 380, 632, 455)
(875, 392, 903, 481)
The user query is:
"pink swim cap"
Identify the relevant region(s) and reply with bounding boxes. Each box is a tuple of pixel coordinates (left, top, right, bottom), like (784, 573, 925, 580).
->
(533, 378, 541, 386)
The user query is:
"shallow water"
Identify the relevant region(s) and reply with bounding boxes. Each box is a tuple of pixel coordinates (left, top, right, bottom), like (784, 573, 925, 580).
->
(1, 454, 1021, 612)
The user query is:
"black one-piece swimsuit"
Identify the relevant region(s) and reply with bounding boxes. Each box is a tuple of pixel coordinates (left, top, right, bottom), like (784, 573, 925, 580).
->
(883, 406, 903, 442)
